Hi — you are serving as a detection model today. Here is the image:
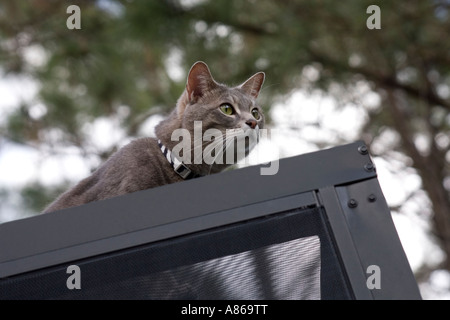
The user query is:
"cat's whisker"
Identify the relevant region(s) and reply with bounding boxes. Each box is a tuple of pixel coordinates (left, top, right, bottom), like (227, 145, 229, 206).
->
(207, 144, 225, 175)
(204, 134, 227, 174)
(178, 128, 255, 171)
(207, 135, 239, 175)
(173, 134, 222, 164)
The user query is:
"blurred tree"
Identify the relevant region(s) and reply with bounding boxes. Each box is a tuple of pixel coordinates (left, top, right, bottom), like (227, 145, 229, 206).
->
(1, 0, 449, 287)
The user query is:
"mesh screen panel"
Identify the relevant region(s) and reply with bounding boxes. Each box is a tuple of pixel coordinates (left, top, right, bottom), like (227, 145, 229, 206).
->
(0, 206, 352, 300)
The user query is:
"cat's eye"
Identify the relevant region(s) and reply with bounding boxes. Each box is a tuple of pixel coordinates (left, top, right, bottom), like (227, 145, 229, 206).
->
(220, 103, 235, 116)
(251, 108, 261, 120)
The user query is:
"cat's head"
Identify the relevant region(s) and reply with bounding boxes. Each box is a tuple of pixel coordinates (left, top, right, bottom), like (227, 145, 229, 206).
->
(155, 61, 265, 175)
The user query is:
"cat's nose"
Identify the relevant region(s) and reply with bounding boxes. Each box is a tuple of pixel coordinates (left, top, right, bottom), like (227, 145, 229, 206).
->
(245, 119, 257, 129)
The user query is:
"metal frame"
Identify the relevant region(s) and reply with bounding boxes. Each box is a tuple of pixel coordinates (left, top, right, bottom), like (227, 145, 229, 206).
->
(0, 141, 422, 299)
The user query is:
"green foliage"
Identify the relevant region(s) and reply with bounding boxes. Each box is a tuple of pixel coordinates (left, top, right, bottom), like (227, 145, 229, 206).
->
(20, 181, 70, 213)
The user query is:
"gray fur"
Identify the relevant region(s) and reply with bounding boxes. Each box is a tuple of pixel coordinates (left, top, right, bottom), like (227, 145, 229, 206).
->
(43, 62, 265, 213)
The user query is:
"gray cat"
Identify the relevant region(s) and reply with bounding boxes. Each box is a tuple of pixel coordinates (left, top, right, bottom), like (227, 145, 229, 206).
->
(43, 62, 265, 213)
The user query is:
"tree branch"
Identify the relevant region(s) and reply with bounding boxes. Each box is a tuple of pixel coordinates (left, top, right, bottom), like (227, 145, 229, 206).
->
(386, 89, 450, 270)
(305, 48, 450, 111)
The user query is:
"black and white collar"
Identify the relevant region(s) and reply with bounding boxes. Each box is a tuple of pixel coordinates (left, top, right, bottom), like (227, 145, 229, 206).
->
(157, 139, 200, 180)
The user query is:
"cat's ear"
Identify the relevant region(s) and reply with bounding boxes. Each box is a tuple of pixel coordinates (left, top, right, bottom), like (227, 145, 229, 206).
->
(239, 72, 265, 99)
(186, 61, 217, 102)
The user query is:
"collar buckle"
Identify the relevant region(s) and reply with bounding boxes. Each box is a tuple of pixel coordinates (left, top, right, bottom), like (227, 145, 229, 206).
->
(174, 162, 192, 179)
(158, 139, 199, 180)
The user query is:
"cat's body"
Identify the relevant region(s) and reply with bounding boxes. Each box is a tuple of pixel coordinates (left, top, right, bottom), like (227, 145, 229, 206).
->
(43, 137, 180, 213)
(43, 62, 265, 213)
